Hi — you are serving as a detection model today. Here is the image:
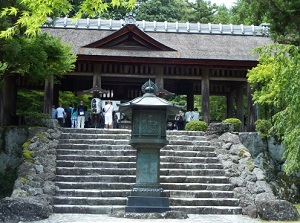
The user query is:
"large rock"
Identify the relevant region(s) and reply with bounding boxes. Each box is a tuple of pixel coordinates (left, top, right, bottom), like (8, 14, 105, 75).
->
(0, 196, 52, 223)
(256, 199, 299, 221)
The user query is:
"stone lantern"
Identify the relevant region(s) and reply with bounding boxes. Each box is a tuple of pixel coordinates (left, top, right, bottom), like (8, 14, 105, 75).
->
(118, 80, 180, 213)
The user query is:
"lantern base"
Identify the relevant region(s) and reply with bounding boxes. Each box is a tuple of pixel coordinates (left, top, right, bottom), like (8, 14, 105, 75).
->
(125, 196, 171, 213)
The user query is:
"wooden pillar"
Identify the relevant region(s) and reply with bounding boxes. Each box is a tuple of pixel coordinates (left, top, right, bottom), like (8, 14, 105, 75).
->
(201, 69, 210, 124)
(155, 66, 164, 89)
(226, 91, 235, 118)
(44, 75, 54, 116)
(247, 83, 256, 132)
(93, 63, 102, 98)
(187, 93, 194, 110)
(93, 64, 102, 88)
(236, 84, 244, 131)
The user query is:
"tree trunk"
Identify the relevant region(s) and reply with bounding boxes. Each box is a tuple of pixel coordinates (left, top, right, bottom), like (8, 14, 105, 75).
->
(0, 75, 17, 126)
(43, 76, 54, 116)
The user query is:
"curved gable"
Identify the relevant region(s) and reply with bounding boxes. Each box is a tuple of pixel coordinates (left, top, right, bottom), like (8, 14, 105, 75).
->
(83, 24, 176, 51)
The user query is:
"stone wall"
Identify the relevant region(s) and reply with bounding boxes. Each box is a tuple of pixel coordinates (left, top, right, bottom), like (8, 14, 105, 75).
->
(0, 127, 28, 173)
(0, 120, 62, 223)
(0, 122, 299, 222)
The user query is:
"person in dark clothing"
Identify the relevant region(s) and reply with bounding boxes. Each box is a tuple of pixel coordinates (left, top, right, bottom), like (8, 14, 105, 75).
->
(175, 110, 185, 130)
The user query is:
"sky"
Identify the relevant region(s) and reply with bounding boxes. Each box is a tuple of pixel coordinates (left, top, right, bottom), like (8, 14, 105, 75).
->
(208, 0, 236, 8)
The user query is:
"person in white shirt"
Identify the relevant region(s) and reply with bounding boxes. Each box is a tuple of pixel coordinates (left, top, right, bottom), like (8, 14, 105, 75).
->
(103, 100, 114, 129)
(185, 109, 193, 123)
(192, 108, 200, 121)
(56, 104, 65, 127)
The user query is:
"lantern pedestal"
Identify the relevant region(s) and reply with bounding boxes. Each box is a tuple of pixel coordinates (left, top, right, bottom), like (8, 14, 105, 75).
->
(118, 80, 180, 213)
(125, 146, 171, 213)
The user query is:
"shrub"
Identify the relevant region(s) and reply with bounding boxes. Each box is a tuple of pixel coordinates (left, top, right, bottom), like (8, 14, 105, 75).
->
(255, 119, 272, 138)
(22, 112, 50, 126)
(222, 118, 242, 131)
(185, 121, 208, 131)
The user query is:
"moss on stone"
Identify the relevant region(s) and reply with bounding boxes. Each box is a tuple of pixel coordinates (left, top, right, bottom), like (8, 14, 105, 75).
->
(22, 149, 33, 161)
(246, 160, 255, 171)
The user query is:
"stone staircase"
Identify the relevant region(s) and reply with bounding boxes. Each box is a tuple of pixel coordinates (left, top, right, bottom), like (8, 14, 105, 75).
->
(53, 128, 242, 214)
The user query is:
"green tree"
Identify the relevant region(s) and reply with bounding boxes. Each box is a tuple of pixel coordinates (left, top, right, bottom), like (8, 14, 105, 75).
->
(184, 0, 218, 23)
(136, 0, 185, 22)
(0, 0, 136, 38)
(211, 5, 231, 24)
(230, 0, 300, 45)
(247, 44, 300, 174)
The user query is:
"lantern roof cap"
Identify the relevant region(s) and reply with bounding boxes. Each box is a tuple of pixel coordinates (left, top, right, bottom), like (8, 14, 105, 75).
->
(118, 80, 181, 115)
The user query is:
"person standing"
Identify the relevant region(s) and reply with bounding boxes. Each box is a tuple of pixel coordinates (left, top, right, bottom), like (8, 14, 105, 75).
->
(103, 100, 114, 129)
(77, 101, 86, 128)
(185, 109, 193, 123)
(71, 105, 78, 128)
(175, 110, 185, 130)
(65, 104, 73, 127)
(56, 104, 65, 127)
(192, 108, 200, 121)
(51, 105, 57, 119)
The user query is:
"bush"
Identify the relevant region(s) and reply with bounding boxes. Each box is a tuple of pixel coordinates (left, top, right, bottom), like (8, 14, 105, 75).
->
(185, 121, 208, 131)
(22, 112, 50, 126)
(255, 119, 272, 138)
(222, 118, 242, 131)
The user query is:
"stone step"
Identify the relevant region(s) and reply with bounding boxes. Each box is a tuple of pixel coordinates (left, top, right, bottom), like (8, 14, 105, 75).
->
(169, 198, 239, 206)
(60, 132, 208, 141)
(58, 139, 130, 145)
(53, 204, 124, 214)
(55, 182, 233, 191)
(56, 149, 217, 158)
(61, 128, 206, 136)
(59, 138, 210, 146)
(53, 205, 241, 215)
(56, 155, 220, 163)
(171, 206, 242, 215)
(56, 155, 136, 162)
(53, 197, 127, 206)
(56, 149, 136, 156)
(62, 128, 130, 135)
(56, 160, 223, 169)
(56, 167, 225, 176)
(53, 196, 239, 207)
(58, 144, 215, 152)
(55, 175, 230, 184)
(54, 128, 240, 215)
(55, 189, 235, 199)
(60, 133, 130, 140)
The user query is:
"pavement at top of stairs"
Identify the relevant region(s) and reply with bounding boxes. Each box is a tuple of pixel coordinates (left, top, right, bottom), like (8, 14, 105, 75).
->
(20, 214, 268, 223)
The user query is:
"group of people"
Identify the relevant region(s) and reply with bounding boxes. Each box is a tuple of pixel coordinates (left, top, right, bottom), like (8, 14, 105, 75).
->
(173, 108, 200, 130)
(51, 100, 117, 129)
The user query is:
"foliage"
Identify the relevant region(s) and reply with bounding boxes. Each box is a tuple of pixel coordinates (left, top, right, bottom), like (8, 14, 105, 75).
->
(1, 33, 76, 81)
(210, 96, 227, 121)
(0, 167, 17, 199)
(247, 44, 300, 174)
(255, 119, 272, 139)
(183, 0, 219, 23)
(222, 118, 242, 131)
(185, 121, 208, 131)
(136, 0, 184, 22)
(230, 0, 300, 45)
(0, 0, 136, 38)
(17, 89, 92, 115)
(22, 112, 50, 126)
